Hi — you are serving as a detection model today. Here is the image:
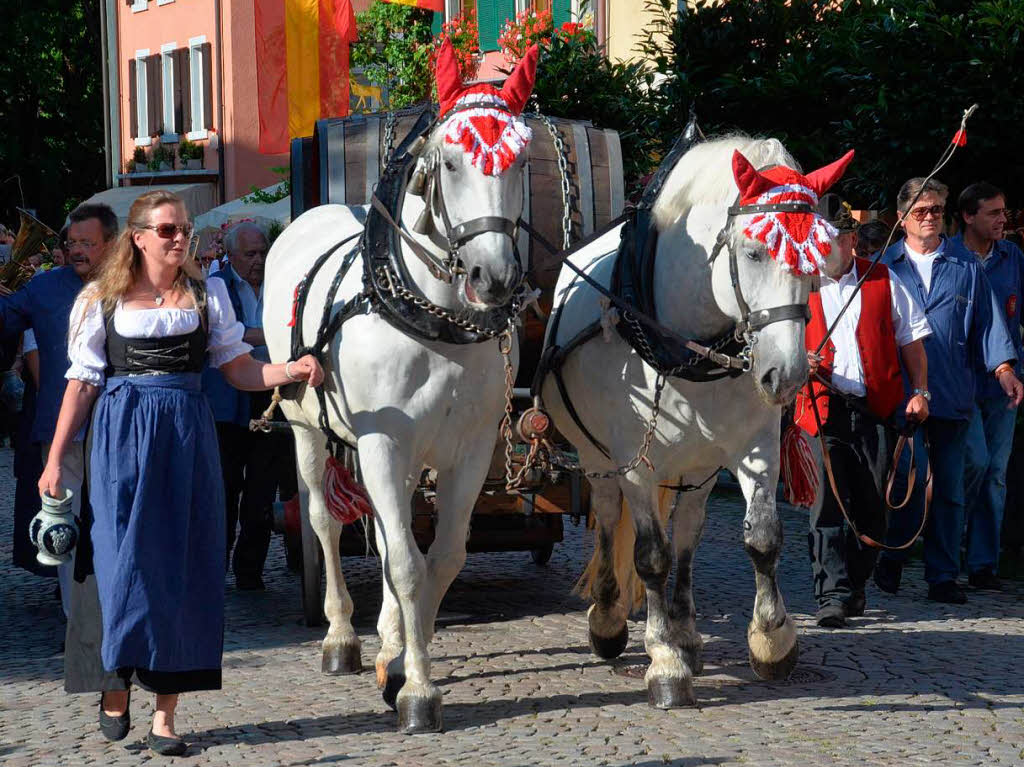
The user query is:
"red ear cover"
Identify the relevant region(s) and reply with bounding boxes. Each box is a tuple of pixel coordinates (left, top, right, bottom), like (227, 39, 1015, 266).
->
(435, 37, 465, 116)
(732, 151, 775, 200)
(498, 45, 539, 115)
(804, 150, 855, 197)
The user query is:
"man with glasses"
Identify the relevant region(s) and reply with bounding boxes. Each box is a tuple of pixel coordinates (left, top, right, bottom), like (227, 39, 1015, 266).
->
(953, 182, 1023, 592)
(0, 202, 118, 615)
(876, 178, 1022, 604)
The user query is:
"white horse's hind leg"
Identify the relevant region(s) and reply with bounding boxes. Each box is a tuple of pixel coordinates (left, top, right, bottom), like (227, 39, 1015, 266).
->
(585, 478, 632, 660)
(622, 481, 696, 709)
(734, 444, 798, 681)
(360, 434, 442, 733)
(375, 574, 404, 702)
(290, 420, 362, 674)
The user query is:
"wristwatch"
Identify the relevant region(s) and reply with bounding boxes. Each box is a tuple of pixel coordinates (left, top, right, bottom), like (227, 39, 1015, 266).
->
(912, 388, 931, 401)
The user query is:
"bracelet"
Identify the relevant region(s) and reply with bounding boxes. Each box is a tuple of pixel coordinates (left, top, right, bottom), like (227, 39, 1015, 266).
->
(994, 362, 1014, 378)
(285, 360, 298, 381)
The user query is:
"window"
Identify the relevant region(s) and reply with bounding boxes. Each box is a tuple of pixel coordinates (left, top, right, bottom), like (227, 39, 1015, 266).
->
(161, 43, 177, 139)
(131, 49, 150, 145)
(131, 0, 148, 12)
(187, 35, 211, 139)
(157, 0, 175, 5)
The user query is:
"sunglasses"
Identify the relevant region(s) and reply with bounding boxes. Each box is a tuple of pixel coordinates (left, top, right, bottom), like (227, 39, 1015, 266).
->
(907, 205, 945, 222)
(140, 223, 194, 238)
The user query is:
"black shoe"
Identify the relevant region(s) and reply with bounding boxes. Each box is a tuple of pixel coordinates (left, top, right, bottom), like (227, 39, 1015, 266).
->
(845, 591, 866, 618)
(873, 558, 902, 595)
(147, 730, 188, 756)
(98, 691, 131, 741)
(235, 572, 266, 591)
(927, 581, 968, 604)
(815, 603, 847, 628)
(968, 570, 1003, 591)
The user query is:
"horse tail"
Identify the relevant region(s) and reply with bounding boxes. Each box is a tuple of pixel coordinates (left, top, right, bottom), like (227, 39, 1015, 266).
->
(575, 487, 676, 613)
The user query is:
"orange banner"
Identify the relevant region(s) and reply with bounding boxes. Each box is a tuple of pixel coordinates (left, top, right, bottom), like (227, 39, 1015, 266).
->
(255, 0, 358, 155)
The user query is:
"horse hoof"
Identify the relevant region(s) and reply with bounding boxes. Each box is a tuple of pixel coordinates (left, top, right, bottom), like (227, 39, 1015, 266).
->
(748, 615, 799, 681)
(382, 673, 405, 711)
(322, 642, 362, 675)
(589, 623, 629, 660)
(397, 693, 443, 734)
(646, 675, 696, 709)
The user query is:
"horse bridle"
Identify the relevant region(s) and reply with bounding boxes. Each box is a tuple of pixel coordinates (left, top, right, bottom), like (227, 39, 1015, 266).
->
(706, 199, 814, 359)
(371, 100, 526, 289)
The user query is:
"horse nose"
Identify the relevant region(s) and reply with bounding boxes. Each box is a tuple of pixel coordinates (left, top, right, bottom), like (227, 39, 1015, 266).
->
(760, 367, 781, 397)
(469, 262, 522, 305)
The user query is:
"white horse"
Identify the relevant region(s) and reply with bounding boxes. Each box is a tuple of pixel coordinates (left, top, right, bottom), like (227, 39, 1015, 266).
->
(263, 42, 539, 732)
(542, 135, 853, 707)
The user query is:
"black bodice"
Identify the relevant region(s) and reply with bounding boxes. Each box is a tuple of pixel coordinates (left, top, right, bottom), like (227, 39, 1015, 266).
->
(103, 311, 209, 378)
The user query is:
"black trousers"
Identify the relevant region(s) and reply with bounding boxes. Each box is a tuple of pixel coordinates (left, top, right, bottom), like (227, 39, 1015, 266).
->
(807, 396, 893, 607)
(217, 420, 296, 577)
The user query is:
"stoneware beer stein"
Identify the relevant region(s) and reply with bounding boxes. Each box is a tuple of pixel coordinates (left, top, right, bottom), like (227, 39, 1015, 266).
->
(29, 489, 78, 566)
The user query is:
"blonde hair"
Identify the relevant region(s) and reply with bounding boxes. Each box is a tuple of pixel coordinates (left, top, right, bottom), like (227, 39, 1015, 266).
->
(85, 190, 203, 318)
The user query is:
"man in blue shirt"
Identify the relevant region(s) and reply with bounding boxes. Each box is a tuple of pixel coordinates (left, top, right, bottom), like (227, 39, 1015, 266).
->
(0, 203, 118, 614)
(955, 182, 1023, 592)
(875, 178, 1022, 604)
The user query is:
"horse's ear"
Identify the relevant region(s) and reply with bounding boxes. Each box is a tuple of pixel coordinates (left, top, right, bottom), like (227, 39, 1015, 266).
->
(804, 150, 855, 197)
(499, 45, 539, 115)
(435, 37, 464, 115)
(732, 151, 774, 199)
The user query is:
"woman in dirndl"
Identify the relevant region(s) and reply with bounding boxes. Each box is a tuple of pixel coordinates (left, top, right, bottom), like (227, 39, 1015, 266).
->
(39, 190, 323, 756)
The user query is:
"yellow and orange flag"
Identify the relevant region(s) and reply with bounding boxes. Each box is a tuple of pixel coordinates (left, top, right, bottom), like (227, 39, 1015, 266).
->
(382, 0, 444, 10)
(255, 0, 359, 154)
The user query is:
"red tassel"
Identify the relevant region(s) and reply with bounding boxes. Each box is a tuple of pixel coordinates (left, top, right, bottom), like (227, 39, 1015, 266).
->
(287, 284, 301, 328)
(953, 129, 967, 147)
(323, 456, 374, 524)
(780, 423, 819, 508)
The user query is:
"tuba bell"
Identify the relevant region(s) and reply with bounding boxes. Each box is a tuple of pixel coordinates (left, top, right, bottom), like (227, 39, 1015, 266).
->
(0, 208, 59, 293)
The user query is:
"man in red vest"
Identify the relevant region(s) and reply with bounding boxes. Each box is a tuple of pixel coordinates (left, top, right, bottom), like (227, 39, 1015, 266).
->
(794, 195, 931, 627)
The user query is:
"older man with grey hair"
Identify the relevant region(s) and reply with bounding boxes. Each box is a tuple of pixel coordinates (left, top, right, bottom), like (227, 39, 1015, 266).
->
(202, 220, 296, 590)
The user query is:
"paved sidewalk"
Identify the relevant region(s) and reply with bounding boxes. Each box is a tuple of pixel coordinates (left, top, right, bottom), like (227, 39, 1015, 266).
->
(1, 446, 1022, 766)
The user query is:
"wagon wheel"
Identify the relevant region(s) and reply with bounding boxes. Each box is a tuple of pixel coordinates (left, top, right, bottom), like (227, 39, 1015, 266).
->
(530, 544, 554, 566)
(299, 507, 325, 627)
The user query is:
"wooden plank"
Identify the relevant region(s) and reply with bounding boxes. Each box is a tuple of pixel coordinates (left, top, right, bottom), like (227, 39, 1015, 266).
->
(364, 115, 380, 196)
(345, 119, 367, 204)
(605, 128, 626, 216)
(571, 121, 594, 236)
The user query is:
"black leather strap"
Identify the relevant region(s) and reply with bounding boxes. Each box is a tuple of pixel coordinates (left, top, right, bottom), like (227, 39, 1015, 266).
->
(728, 202, 814, 216)
(448, 216, 518, 248)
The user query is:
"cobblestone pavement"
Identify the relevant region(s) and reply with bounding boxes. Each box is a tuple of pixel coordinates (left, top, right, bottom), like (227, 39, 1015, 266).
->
(2, 446, 1023, 767)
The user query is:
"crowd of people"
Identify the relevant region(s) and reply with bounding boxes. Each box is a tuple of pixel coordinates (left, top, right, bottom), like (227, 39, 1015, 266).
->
(798, 177, 1023, 628)
(1, 174, 1022, 753)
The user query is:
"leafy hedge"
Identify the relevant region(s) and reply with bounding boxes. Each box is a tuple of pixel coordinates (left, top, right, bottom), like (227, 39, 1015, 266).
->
(638, 0, 1024, 208)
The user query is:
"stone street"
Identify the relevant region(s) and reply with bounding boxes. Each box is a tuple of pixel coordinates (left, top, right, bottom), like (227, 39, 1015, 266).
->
(1, 446, 1022, 766)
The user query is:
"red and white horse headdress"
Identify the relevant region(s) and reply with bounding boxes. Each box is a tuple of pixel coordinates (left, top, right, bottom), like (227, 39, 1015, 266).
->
(731, 150, 855, 275)
(434, 38, 539, 176)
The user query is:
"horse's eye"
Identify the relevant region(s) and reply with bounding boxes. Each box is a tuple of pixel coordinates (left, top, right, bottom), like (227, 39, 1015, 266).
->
(745, 249, 761, 261)
(444, 159, 456, 172)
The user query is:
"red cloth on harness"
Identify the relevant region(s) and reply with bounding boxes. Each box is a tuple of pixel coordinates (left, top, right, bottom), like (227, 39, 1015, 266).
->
(794, 257, 905, 437)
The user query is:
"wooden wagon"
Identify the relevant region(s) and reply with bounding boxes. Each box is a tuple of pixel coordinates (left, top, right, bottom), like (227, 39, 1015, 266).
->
(281, 105, 626, 626)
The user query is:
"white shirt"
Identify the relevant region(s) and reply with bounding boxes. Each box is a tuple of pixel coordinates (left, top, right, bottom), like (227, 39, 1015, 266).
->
(819, 262, 931, 397)
(903, 240, 944, 295)
(235, 277, 263, 329)
(65, 278, 252, 387)
(23, 329, 37, 354)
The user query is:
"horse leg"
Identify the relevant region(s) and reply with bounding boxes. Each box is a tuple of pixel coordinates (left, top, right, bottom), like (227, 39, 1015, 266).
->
(623, 482, 696, 709)
(360, 434, 442, 733)
(668, 477, 715, 676)
(585, 478, 632, 660)
(735, 449, 798, 680)
(375, 575, 404, 707)
(291, 424, 362, 674)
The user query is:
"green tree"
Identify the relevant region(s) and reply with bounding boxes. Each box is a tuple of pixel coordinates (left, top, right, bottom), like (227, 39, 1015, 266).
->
(640, 0, 1024, 208)
(350, 2, 435, 109)
(0, 0, 105, 228)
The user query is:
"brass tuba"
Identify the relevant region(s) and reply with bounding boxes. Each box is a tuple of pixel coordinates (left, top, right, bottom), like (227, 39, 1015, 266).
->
(0, 208, 58, 293)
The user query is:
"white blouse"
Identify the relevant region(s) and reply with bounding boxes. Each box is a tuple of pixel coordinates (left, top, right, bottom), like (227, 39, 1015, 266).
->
(66, 278, 253, 386)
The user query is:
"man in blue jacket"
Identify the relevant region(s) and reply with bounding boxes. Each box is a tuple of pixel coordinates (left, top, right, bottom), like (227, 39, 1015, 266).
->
(875, 177, 1022, 604)
(955, 182, 1023, 592)
(0, 203, 117, 615)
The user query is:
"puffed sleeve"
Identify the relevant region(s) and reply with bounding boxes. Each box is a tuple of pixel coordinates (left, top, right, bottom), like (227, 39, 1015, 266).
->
(65, 290, 108, 386)
(206, 277, 253, 368)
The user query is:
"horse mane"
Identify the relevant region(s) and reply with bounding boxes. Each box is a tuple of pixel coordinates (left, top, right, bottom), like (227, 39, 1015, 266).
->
(651, 133, 799, 231)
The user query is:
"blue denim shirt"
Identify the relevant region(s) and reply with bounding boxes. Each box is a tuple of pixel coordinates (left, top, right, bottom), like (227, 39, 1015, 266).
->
(0, 267, 84, 443)
(883, 236, 1016, 421)
(201, 267, 251, 427)
(950, 234, 1024, 401)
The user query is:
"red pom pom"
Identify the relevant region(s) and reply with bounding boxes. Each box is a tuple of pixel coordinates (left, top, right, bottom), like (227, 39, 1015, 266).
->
(953, 129, 967, 147)
(323, 456, 374, 524)
(780, 423, 819, 508)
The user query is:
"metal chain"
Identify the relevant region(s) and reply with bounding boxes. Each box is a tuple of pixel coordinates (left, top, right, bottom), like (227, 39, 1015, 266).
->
(381, 112, 397, 171)
(531, 113, 573, 249)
